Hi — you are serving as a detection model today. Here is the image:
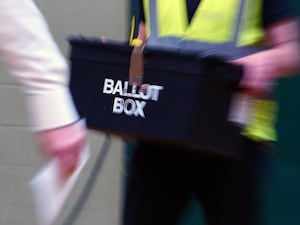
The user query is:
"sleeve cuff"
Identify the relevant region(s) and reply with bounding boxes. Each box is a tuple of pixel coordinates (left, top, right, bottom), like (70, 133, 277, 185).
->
(26, 89, 80, 132)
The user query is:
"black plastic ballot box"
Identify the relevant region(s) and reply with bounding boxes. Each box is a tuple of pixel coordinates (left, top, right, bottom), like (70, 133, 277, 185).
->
(68, 37, 245, 157)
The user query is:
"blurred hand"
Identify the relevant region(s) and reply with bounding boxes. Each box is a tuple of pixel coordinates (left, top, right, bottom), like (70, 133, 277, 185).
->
(231, 53, 276, 97)
(35, 120, 87, 180)
(231, 19, 300, 97)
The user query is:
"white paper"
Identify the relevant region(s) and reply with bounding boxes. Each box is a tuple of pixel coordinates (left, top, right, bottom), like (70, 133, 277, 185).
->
(227, 94, 255, 126)
(29, 144, 90, 225)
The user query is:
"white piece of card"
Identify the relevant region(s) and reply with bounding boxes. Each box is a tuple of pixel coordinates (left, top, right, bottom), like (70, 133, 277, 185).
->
(29, 144, 90, 225)
(227, 94, 255, 126)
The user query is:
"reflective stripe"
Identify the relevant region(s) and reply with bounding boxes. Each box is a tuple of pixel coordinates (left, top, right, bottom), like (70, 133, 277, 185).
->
(148, 0, 159, 46)
(146, 37, 268, 59)
(239, 0, 265, 46)
(233, 0, 246, 44)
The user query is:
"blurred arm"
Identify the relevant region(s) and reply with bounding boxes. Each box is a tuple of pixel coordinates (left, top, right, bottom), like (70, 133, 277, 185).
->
(264, 18, 300, 77)
(233, 18, 300, 96)
(0, 0, 79, 131)
(0, 0, 86, 177)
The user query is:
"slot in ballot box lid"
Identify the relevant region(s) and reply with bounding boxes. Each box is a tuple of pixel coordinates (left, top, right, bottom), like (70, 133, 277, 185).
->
(68, 36, 245, 157)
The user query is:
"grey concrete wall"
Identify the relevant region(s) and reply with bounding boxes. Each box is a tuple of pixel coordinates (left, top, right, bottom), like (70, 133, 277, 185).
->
(0, 0, 129, 224)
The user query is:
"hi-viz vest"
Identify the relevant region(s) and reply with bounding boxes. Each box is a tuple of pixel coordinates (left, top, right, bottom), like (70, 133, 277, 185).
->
(141, 0, 277, 141)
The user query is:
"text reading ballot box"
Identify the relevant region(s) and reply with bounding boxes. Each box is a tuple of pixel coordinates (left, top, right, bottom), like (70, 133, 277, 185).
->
(69, 37, 246, 157)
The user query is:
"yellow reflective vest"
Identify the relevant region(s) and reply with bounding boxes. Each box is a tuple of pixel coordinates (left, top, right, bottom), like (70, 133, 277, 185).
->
(143, 0, 265, 47)
(142, 0, 277, 141)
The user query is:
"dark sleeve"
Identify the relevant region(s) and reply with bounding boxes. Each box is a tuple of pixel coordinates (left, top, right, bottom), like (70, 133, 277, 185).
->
(138, 0, 145, 22)
(263, 0, 297, 28)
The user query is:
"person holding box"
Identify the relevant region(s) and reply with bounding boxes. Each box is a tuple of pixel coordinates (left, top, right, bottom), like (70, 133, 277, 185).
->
(123, 1, 300, 225)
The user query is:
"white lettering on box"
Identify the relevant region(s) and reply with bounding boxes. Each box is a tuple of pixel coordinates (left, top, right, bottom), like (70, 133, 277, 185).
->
(103, 78, 164, 118)
(103, 79, 114, 94)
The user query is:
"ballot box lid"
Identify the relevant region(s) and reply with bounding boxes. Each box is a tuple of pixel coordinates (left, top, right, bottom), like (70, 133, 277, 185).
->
(69, 36, 242, 86)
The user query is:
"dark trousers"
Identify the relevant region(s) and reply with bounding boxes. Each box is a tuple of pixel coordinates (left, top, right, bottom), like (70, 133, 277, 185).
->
(122, 137, 270, 225)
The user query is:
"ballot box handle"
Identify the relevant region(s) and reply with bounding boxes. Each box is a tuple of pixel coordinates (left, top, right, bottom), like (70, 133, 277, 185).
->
(129, 46, 145, 86)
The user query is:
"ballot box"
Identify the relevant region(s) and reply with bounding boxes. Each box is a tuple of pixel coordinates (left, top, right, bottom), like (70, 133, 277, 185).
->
(68, 36, 245, 157)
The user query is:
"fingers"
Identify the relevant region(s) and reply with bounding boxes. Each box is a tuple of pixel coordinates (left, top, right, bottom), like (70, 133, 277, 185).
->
(238, 68, 273, 97)
(55, 140, 82, 179)
(231, 57, 275, 98)
(36, 120, 87, 180)
(100, 36, 107, 43)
